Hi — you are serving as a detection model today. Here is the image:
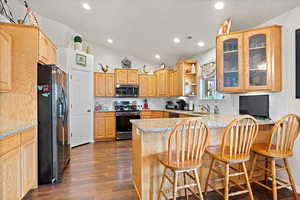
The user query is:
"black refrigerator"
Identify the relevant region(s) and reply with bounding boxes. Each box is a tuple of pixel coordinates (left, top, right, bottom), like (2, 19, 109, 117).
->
(38, 64, 70, 184)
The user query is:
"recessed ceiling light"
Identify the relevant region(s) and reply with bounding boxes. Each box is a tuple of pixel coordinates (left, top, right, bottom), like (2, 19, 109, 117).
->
(82, 3, 91, 10)
(173, 37, 181, 44)
(214, 1, 224, 10)
(107, 38, 113, 44)
(155, 54, 161, 59)
(197, 41, 205, 47)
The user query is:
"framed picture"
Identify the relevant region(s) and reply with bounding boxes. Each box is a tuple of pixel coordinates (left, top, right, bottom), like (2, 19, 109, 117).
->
(76, 54, 87, 66)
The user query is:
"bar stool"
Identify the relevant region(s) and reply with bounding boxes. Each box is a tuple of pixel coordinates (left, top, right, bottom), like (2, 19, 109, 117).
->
(249, 114, 300, 200)
(157, 118, 210, 200)
(204, 115, 259, 200)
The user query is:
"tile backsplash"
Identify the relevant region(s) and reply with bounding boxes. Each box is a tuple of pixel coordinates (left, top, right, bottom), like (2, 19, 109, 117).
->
(94, 97, 173, 110)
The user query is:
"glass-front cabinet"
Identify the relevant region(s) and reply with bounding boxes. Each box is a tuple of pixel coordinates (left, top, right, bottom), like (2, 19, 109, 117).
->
(216, 25, 282, 93)
(217, 33, 244, 92)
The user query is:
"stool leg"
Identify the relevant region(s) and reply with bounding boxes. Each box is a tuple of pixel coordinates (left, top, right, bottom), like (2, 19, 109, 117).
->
(183, 172, 189, 200)
(224, 163, 230, 200)
(204, 158, 215, 195)
(173, 171, 178, 200)
(249, 153, 257, 180)
(194, 169, 204, 200)
(265, 157, 269, 185)
(283, 158, 298, 200)
(271, 159, 278, 200)
(158, 167, 167, 200)
(242, 162, 254, 200)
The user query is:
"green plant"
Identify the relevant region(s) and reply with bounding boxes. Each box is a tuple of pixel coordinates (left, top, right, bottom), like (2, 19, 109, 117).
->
(74, 36, 82, 43)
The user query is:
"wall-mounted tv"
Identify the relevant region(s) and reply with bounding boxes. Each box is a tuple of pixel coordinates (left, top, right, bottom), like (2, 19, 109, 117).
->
(239, 95, 269, 119)
(296, 29, 300, 98)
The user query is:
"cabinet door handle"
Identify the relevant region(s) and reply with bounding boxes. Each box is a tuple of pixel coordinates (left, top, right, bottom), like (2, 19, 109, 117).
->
(87, 109, 91, 113)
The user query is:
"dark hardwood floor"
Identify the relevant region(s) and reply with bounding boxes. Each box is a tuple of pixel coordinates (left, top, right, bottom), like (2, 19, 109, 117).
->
(25, 141, 298, 200)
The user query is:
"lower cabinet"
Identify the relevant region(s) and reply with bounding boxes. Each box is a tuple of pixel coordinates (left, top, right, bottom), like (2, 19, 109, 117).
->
(21, 131, 37, 197)
(0, 147, 21, 200)
(0, 127, 37, 200)
(94, 112, 116, 140)
(140, 111, 165, 119)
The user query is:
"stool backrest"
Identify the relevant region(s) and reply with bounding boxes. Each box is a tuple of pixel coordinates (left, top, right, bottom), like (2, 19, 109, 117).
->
(168, 119, 210, 165)
(221, 115, 258, 159)
(268, 114, 300, 154)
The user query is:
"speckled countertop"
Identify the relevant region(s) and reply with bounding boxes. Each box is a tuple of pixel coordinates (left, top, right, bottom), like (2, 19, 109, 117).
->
(130, 115, 274, 133)
(94, 109, 208, 116)
(0, 118, 37, 139)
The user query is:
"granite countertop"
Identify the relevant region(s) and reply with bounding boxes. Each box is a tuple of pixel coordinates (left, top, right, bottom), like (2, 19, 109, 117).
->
(130, 114, 275, 133)
(0, 118, 38, 139)
(94, 110, 116, 112)
(94, 109, 208, 116)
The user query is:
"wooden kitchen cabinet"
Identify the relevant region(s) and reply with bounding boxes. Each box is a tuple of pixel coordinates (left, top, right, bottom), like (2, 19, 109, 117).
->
(139, 74, 157, 97)
(139, 75, 148, 97)
(105, 73, 115, 96)
(94, 73, 115, 97)
(176, 60, 198, 96)
(0, 29, 12, 92)
(155, 69, 171, 97)
(0, 147, 21, 200)
(127, 69, 139, 84)
(216, 25, 282, 93)
(149, 75, 157, 97)
(38, 31, 56, 65)
(20, 129, 37, 197)
(169, 71, 174, 97)
(244, 27, 282, 91)
(0, 128, 37, 200)
(115, 69, 138, 85)
(140, 111, 164, 119)
(216, 33, 245, 93)
(94, 112, 116, 141)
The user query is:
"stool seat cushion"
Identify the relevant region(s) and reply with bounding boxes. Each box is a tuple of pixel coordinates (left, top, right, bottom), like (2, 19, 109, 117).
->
(251, 143, 293, 158)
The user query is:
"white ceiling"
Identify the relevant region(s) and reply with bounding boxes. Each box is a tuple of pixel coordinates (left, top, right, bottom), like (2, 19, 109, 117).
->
(29, 0, 300, 65)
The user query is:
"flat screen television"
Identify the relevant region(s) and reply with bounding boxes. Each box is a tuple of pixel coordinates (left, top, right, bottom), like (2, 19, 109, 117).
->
(239, 95, 269, 119)
(296, 29, 300, 98)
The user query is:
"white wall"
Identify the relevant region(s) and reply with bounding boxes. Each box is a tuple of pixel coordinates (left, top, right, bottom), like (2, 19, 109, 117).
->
(192, 6, 300, 190)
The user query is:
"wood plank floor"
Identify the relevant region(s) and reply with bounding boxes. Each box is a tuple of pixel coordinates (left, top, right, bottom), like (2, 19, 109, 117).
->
(25, 141, 298, 200)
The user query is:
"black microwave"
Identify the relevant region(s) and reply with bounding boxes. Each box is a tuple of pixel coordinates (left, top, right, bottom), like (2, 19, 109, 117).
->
(115, 85, 139, 97)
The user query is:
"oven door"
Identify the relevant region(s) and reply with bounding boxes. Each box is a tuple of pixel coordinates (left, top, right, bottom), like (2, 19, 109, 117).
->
(116, 112, 140, 140)
(115, 85, 139, 97)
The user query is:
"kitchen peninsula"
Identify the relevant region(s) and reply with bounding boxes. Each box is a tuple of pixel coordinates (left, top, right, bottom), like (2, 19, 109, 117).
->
(131, 115, 274, 200)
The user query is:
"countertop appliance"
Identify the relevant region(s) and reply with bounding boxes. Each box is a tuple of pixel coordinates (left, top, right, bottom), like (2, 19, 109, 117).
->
(38, 64, 70, 184)
(115, 85, 139, 97)
(176, 99, 187, 111)
(239, 95, 269, 119)
(165, 101, 177, 110)
(115, 101, 140, 140)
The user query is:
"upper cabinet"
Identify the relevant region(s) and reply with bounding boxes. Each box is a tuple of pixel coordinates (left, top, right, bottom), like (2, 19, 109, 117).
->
(176, 61, 198, 96)
(115, 69, 138, 85)
(139, 74, 157, 97)
(94, 73, 115, 97)
(38, 31, 56, 65)
(155, 69, 171, 97)
(0, 29, 12, 92)
(216, 25, 282, 93)
(217, 34, 244, 92)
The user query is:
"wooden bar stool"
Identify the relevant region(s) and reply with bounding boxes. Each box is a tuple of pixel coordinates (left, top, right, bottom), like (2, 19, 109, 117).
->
(204, 115, 259, 200)
(249, 114, 300, 200)
(157, 118, 210, 200)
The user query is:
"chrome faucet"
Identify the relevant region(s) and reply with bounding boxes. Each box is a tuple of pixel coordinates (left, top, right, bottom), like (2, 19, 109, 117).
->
(199, 104, 210, 113)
